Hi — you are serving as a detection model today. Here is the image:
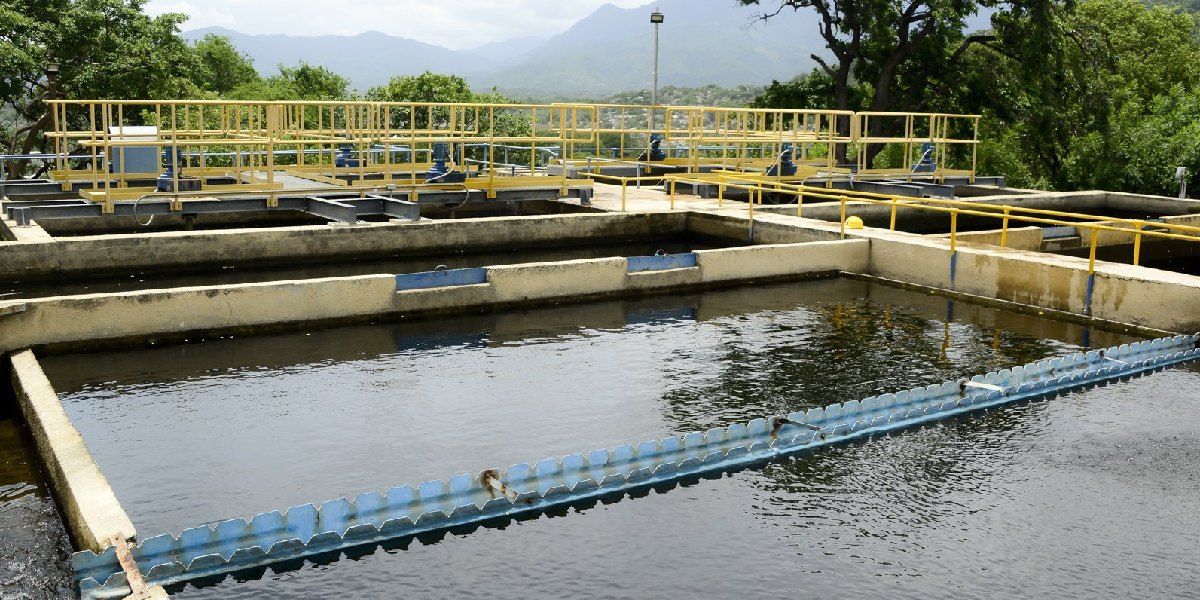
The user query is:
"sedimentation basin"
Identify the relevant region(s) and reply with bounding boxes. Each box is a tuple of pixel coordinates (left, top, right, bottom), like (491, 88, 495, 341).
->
(35, 279, 1200, 598)
(3, 100, 1200, 599)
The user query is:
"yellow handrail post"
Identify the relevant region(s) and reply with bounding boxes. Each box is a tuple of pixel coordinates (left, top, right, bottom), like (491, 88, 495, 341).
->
(621, 179, 628, 212)
(839, 195, 847, 239)
(1088, 227, 1099, 274)
(717, 182, 725, 207)
(748, 184, 755, 229)
(796, 190, 802, 218)
(949, 209, 959, 255)
(888, 195, 898, 230)
(1132, 223, 1143, 266)
(1000, 206, 1011, 247)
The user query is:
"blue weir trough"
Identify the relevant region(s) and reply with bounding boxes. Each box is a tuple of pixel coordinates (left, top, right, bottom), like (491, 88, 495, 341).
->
(627, 252, 698, 273)
(73, 335, 1200, 598)
(394, 267, 488, 291)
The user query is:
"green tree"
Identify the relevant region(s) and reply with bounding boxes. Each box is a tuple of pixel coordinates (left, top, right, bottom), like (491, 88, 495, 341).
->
(751, 69, 867, 111)
(366, 72, 520, 131)
(738, 0, 1068, 163)
(228, 62, 349, 100)
(1, 0, 199, 169)
(1066, 85, 1200, 195)
(960, 0, 1200, 189)
(366, 71, 475, 104)
(192, 34, 258, 95)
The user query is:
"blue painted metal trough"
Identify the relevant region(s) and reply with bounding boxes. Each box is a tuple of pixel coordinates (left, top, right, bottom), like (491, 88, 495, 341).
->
(73, 334, 1200, 598)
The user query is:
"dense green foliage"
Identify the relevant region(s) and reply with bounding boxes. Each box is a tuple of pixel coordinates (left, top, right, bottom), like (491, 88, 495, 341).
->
(749, 0, 1200, 195)
(1, 0, 198, 156)
(367, 72, 475, 104)
(190, 34, 258, 95)
(961, 0, 1200, 193)
(224, 63, 349, 101)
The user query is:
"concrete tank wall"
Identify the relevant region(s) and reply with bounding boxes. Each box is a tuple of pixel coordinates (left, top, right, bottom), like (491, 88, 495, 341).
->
(0, 212, 689, 280)
(0, 240, 869, 352)
(8, 350, 136, 553)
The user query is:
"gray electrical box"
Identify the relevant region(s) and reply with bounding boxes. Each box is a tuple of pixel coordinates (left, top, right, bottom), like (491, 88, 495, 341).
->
(108, 126, 160, 174)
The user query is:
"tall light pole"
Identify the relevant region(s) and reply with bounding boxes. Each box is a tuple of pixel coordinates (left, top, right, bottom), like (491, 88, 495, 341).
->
(650, 9, 663, 127)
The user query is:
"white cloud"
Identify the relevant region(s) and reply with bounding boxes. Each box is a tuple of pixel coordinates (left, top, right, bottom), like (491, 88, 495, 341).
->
(146, 0, 653, 49)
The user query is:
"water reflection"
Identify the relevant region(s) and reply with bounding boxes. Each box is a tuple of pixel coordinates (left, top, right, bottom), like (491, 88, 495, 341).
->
(37, 277, 1155, 599)
(0, 417, 73, 597)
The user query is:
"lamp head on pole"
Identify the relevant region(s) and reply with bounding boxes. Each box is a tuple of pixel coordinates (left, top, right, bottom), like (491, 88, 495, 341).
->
(650, 10, 664, 23)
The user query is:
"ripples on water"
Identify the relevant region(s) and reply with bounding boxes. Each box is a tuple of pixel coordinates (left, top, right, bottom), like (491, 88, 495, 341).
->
(37, 278, 1199, 598)
(0, 418, 73, 599)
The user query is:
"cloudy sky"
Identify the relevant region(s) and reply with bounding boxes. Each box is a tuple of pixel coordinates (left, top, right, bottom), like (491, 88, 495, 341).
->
(146, 0, 654, 49)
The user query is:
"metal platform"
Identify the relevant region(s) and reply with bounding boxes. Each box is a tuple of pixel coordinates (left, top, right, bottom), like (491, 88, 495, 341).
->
(667, 175, 1006, 201)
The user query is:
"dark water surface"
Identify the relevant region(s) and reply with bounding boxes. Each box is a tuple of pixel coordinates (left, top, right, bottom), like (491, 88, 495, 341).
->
(0, 415, 73, 598)
(0, 235, 733, 300)
(39, 278, 1200, 598)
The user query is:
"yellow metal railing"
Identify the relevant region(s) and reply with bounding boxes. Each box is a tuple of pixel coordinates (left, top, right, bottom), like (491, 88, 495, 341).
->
(850, 112, 980, 182)
(45, 99, 985, 212)
(659, 172, 1200, 273)
(582, 173, 671, 212)
(46, 99, 596, 211)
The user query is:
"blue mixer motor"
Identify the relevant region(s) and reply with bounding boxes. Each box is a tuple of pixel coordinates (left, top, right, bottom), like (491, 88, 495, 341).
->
(647, 134, 666, 162)
(156, 148, 202, 192)
(425, 142, 466, 183)
(335, 145, 360, 168)
(767, 143, 798, 177)
(912, 142, 937, 173)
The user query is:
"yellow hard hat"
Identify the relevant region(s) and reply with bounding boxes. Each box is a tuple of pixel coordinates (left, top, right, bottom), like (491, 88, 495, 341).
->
(845, 215, 864, 229)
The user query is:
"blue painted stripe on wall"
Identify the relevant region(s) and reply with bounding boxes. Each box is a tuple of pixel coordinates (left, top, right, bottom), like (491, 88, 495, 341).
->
(627, 252, 698, 273)
(395, 268, 487, 291)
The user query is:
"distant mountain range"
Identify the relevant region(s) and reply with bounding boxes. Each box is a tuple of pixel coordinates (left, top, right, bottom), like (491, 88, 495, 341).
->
(184, 0, 992, 97)
(183, 0, 825, 97)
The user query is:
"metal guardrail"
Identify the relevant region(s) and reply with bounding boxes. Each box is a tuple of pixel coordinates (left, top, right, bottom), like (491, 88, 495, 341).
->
(661, 173, 1200, 271)
(72, 334, 1200, 598)
(38, 100, 982, 210)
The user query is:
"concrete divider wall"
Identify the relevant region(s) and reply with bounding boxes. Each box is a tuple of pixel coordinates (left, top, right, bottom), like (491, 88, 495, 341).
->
(934, 226, 1043, 251)
(686, 212, 842, 244)
(0, 212, 688, 280)
(862, 229, 1200, 332)
(488, 258, 629, 302)
(697, 240, 868, 282)
(0, 239, 869, 352)
(1087, 213, 1200, 247)
(9, 350, 135, 553)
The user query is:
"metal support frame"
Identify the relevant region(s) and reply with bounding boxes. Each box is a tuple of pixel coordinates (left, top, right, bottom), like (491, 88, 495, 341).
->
(2, 187, 579, 227)
(304, 197, 357, 223)
(850, 180, 955, 198)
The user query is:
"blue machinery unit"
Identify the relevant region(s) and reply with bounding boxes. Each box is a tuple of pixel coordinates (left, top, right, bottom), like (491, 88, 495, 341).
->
(73, 335, 1200, 598)
(637, 134, 667, 163)
(155, 149, 202, 193)
(334, 145, 360, 169)
(425, 142, 466, 183)
(912, 141, 937, 173)
(766, 143, 798, 177)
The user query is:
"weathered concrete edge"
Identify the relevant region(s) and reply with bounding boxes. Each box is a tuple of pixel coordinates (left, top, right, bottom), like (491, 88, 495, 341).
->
(8, 350, 136, 553)
(0, 211, 689, 280)
(840, 271, 1175, 338)
(0, 239, 868, 354)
